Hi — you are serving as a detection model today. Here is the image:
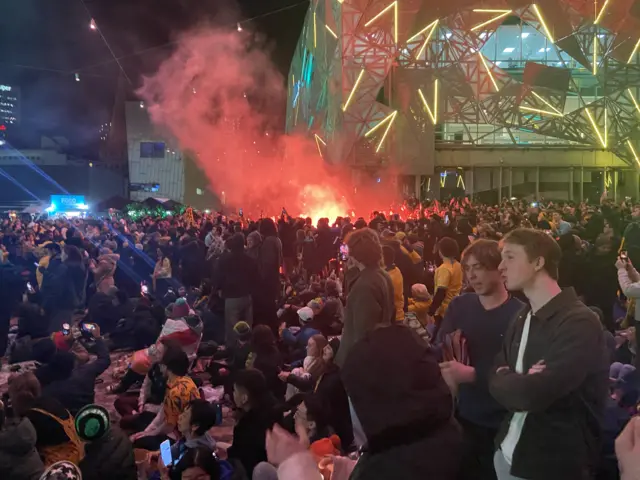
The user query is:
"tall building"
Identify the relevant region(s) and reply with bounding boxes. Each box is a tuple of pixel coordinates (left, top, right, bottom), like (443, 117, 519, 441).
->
(287, 0, 640, 201)
(0, 83, 20, 145)
(124, 101, 218, 208)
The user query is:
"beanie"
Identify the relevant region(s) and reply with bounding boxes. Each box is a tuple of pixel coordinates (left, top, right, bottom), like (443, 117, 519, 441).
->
(75, 404, 110, 442)
(233, 321, 252, 341)
(171, 298, 190, 318)
(39, 461, 82, 480)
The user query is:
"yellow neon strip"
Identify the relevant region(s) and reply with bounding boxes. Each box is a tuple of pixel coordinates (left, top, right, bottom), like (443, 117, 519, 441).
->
(472, 9, 512, 12)
(440, 174, 446, 188)
(375, 111, 397, 152)
(325, 25, 338, 39)
(342, 69, 365, 112)
(427, 177, 431, 191)
(413, 21, 439, 60)
(584, 108, 607, 148)
(407, 19, 439, 43)
(292, 74, 295, 87)
(313, 11, 317, 48)
(532, 4, 554, 43)
(593, 33, 598, 75)
(457, 174, 466, 189)
(471, 11, 512, 32)
(364, 111, 396, 137)
(594, 0, 610, 24)
(364, 1, 398, 43)
(314, 134, 326, 157)
(519, 106, 564, 117)
(478, 53, 499, 92)
(531, 91, 563, 115)
(628, 38, 640, 63)
(417, 79, 439, 124)
(627, 140, 640, 167)
(628, 88, 640, 114)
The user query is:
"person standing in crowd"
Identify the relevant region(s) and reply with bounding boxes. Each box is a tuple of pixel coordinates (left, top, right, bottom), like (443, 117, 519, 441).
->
(382, 245, 405, 322)
(40, 242, 76, 332)
(335, 228, 395, 367)
(438, 239, 524, 480)
(616, 255, 640, 368)
(212, 233, 259, 346)
(622, 204, 640, 266)
(428, 237, 463, 337)
(490, 228, 609, 479)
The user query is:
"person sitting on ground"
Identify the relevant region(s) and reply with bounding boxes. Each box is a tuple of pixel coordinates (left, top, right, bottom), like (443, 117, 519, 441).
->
(408, 283, 433, 327)
(131, 344, 200, 451)
(247, 325, 285, 401)
(281, 307, 320, 363)
(7, 303, 57, 365)
(35, 324, 109, 416)
(283, 334, 328, 402)
(0, 382, 44, 479)
(160, 399, 218, 480)
(11, 373, 84, 468)
(208, 321, 253, 396)
(161, 446, 222, 480)
(75, 404, 136, 480)
(219, 369, 282, 477)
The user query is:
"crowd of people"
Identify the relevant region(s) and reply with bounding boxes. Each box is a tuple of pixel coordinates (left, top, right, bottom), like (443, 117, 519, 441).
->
(0, 195, 640, 479)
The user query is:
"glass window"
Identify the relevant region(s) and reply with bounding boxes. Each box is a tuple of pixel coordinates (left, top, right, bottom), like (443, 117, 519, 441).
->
(140, 142, 165, 158)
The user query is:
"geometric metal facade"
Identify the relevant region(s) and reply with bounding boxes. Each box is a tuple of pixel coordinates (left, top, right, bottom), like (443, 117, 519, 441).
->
(286, 0, 640, 169)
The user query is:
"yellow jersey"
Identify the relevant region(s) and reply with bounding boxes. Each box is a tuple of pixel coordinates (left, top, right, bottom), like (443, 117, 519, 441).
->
(433, 259, 463, 317)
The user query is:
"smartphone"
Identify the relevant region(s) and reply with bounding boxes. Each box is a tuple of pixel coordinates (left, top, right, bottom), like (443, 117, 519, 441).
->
(339, 243, 349, 261)
(141, 284, 149, 295)
(620, 250, 629, 261)
(62, 323, 70, 336)
(444, 214, 450, 225)
(26, 282, 35, 294)
(160, 439, 172, 466)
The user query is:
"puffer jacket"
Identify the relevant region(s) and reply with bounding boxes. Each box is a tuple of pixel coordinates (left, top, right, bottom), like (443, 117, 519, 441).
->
(79, 426, 136, 480)
(0, 417, 45, 480)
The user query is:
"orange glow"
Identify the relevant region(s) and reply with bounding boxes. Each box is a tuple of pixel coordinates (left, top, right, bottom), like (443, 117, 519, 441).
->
(300, 185, 350, 223)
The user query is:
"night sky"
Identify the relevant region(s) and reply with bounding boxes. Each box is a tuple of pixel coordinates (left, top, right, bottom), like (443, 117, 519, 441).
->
(0, 0, 308, 153)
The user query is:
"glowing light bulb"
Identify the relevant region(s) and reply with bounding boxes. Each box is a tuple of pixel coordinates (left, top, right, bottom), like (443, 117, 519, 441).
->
(237, 23, 243, 32)
(90, 18, 97, 30)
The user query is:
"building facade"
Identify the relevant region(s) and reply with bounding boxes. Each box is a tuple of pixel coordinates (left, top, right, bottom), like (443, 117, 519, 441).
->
(286, 0, 640, 200)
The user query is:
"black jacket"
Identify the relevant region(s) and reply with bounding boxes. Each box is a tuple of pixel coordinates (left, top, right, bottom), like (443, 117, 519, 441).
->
(40, 338, 111, 415)
(489, 288, 609, 479)
(228, 404, 282, 476)
(212, 251, 259, 299)
(79, 427, 136, 480)
(0, 418, 44, 480)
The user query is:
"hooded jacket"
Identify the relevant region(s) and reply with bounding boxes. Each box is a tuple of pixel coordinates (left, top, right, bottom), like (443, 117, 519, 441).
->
(79, 427, 136, 480)
(0, 418, 44, 480)
(169, 433, 216, 480)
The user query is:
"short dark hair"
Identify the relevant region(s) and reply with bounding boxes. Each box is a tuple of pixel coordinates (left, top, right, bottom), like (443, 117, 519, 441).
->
(226, 232, 245, 253)
(234, 368, 269, 404)
(181, 446, 221, 480)
(382, 245, 395, 267)
(161, 345, 190, 376)
(187, 399, 218, 436)
(438, 237, 459, 259)
(502, 228, 562, 280)
(462, 239, 501, 270)
(345, 228, 382, 267)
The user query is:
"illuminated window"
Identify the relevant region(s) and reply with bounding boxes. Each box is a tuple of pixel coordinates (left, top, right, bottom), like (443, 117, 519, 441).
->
(140, 142, 166, 158)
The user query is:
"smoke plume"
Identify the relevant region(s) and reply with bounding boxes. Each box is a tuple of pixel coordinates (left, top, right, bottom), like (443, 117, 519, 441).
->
(138, 26, 397, 220)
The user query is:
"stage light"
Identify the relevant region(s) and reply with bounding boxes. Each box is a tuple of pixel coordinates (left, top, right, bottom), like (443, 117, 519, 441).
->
(364, 1, 398, 43)
(75, 73, 80, 82)
(532, 4, 554, 43)
(418, 79, 439, 124)
(90, 18, 97, 30)
(594, 0, 610, 24)
(237, 23, 243, 32)
(478, 53, 499, 92)
(531, 91, 563, 115)
(325, 25, 338, 39)
(627, 140, 640, 167)
(519, 106, 564, 117)
(342, 69, 365, 112)
(584, 108, 607, 148)
(470, 10, 512, 32)
(628, 38, 640, 63)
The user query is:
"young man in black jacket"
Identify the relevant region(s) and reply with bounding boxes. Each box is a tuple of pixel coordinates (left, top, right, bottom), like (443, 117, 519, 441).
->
(490, 228, 608, 479)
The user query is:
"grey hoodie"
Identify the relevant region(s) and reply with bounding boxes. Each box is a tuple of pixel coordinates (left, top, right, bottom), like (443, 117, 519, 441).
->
(170, 432, 216, 466)
(0, 417, 44, 480)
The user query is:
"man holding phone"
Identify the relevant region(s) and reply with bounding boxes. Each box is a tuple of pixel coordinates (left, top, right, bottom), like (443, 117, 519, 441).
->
(616, 251, 640, 368)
